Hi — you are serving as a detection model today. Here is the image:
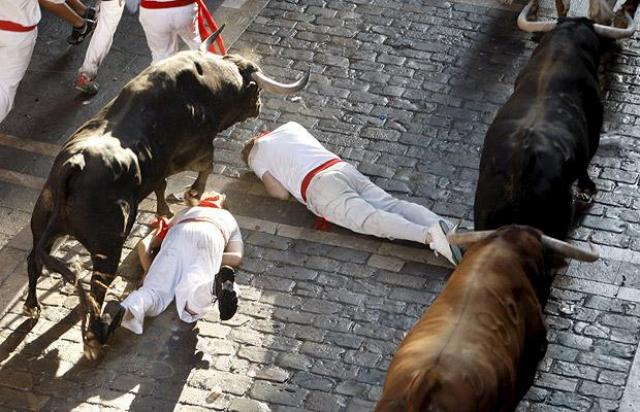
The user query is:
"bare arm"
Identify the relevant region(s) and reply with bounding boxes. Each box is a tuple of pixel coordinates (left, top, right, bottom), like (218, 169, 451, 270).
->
(221, 241, 244, 268)
(137, 232, 162, 273)
(261, 171, 290, 200)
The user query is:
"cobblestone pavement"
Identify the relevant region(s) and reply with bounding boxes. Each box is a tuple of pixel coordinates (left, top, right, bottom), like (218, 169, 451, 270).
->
(1, 0, 640, 411)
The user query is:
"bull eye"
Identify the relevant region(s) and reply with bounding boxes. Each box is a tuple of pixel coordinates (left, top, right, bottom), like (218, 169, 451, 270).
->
(194, 62, 204, 76)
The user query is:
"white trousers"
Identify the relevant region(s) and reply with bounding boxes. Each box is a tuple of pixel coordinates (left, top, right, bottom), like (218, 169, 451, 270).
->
(120, 221, 224, 334)
(139, 4, 200, 64)
(79, 0, 125, 77)
(306, 162, 446, 244)
(0, 29, 37, 123)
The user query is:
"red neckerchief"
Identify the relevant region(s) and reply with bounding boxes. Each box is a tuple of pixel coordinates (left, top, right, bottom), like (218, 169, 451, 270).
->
(198, 195, 222, 209)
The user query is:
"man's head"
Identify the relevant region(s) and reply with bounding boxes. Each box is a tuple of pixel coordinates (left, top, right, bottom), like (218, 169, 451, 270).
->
(241, 131, 271, 166)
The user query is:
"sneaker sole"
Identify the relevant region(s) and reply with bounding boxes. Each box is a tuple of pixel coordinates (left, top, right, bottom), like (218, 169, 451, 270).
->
(218, 288, 238, 321)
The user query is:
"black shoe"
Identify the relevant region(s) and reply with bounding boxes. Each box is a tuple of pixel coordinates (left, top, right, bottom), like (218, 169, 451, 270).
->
(67, 19, 95, 45)
(84, 6, 96, 21)
(214, 266, 238, 321)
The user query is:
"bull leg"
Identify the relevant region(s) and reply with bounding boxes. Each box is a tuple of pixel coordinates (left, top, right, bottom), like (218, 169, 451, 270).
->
(589, 0, 615, 25)
(614, 0, 640, 27)
(155, 179, 172, 217)
(25, 201, 57, 319)
(185, 166, 213, 204)
(555, 0, 570, 17)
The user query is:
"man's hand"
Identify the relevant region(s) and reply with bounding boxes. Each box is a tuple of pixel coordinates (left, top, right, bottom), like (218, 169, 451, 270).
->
(262, 171, 290, 200)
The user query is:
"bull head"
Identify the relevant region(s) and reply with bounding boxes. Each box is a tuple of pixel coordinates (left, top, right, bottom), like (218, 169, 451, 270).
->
(517, 0, 636, 39)
(447, 227, 600, 262)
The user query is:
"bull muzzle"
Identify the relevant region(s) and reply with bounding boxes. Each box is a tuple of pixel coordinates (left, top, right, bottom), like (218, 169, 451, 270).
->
(517, 0, 636, 39)
(447, 229, 600, 262)
(251, 71, 310, 95)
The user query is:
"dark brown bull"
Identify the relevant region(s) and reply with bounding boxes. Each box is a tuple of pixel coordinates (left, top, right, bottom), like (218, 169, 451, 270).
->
(375, 226, 598, 412)
(24, 32, 309, 359)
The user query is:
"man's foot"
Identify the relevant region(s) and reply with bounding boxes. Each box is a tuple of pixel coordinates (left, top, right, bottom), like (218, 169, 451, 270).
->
(74, 72, 99, 95)
(67, 19, 95, 45)
(214, 266, 238, 321)
(428, 220, 463, 267)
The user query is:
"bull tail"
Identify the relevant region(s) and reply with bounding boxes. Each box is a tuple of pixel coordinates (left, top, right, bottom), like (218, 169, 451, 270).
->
(34, 155, 98, 325)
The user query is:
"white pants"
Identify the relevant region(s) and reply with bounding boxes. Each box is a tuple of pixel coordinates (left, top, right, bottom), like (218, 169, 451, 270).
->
(139, 4, 200, 63)
(306, 162, 446, 244)
(79, 0, 125, 77)
(0, 29, 37, 123)
(120, 221, 224, 334)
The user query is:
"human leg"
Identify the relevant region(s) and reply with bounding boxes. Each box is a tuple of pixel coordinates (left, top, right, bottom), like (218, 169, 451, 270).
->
(76, 0, 125, 93)
(0, 30, 37, 124)
(348, 164, 446, 229)
(174, 4, 200, 50)
(120, 246, 180, 334)
(139, 8, 180, 63)
(307, 171, 431, 243)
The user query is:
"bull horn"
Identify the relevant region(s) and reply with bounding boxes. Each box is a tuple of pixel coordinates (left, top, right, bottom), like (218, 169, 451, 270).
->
(593, 12, 636, 39)
(540, 235, 600, 262)
(447, 230, 496, 246)
(517, 1, 558, 33)
(200, 24, 225, 53)
(251, 70, 310, 95)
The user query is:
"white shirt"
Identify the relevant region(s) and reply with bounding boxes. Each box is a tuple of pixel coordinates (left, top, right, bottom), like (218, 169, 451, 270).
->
(248, 121, 339, 203)
(0, 0, 41, 27)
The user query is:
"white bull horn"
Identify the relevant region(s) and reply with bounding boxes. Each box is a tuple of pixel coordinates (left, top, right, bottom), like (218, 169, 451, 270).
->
(251, 71, 310, 95)
(517, 1, 558, 33)
(540, 235, 600, 261)
(447, 230, 496, 246)
(200, 24, 225, 53)
(593, 12, 636, 39)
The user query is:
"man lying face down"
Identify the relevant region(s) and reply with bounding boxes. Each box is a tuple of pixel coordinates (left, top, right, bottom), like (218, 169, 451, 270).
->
(242, 121, 462, 266)
(105, 191, 243, 335)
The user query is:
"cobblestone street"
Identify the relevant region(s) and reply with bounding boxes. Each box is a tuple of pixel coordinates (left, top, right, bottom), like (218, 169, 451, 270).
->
(1, 0, 640, 411)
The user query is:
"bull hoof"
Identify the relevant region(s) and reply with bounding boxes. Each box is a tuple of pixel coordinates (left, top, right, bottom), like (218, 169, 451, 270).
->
(83, 332, 102, 361)
(23, 305, 41, 320)
(574, 191, 594, 213)
(184, 189, 201, 206)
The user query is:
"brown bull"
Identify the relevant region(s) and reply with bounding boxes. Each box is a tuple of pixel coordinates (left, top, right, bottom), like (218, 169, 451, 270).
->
(375, 226, 598, 412)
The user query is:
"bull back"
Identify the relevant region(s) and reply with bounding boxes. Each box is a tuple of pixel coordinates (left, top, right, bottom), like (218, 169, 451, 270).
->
(474, 19, 604, 239)
(376, 226, 547, 412)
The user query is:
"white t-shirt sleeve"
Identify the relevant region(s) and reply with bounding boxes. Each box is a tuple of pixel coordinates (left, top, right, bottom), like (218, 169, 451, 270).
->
(227, 216, 242, 244)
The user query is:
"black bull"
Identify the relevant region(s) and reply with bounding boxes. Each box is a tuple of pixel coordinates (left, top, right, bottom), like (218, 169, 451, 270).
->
(25, 50, 307, 359)
(474, 18, 605, 240)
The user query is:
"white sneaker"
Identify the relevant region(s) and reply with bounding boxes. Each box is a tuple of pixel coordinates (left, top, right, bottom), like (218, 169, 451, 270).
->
(428, 220, 463, 266)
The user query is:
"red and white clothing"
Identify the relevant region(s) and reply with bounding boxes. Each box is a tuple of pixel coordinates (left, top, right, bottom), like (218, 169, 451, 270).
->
(0, 0, 40, 123)
(120, 205, 242, 334)
(249, 122, 341, 204)
(79, 0, 125, 78)
(248, 121, 446, 245)
(139, 0, 200, 63)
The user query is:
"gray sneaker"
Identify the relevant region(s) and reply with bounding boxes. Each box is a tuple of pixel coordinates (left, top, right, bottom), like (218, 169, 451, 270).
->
(428, 220, 463, 266)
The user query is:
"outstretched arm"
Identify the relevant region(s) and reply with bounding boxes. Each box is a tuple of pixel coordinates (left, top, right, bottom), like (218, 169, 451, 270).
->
(261, 171, 290, 200)
(137, 231, 162, 273)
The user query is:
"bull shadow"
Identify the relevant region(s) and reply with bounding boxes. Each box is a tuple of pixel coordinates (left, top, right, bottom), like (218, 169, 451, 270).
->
(0, 241, 207, 411)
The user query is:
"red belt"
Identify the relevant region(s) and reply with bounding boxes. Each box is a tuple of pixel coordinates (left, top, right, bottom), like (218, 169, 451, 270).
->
(0, 20, 37, 32)
(300, 158, 343, 203)
(140, 0, 226, 55)
(141, 0, 194, 8)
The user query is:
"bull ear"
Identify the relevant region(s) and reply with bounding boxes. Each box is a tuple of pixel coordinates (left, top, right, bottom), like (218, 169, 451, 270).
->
(200, 24, 225, 53)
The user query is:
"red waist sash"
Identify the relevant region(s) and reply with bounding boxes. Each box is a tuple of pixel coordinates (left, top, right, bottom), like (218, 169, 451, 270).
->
(0, 20, 37, 32)
(300, 158, 343, 203)
(140, 0, 194, 8)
